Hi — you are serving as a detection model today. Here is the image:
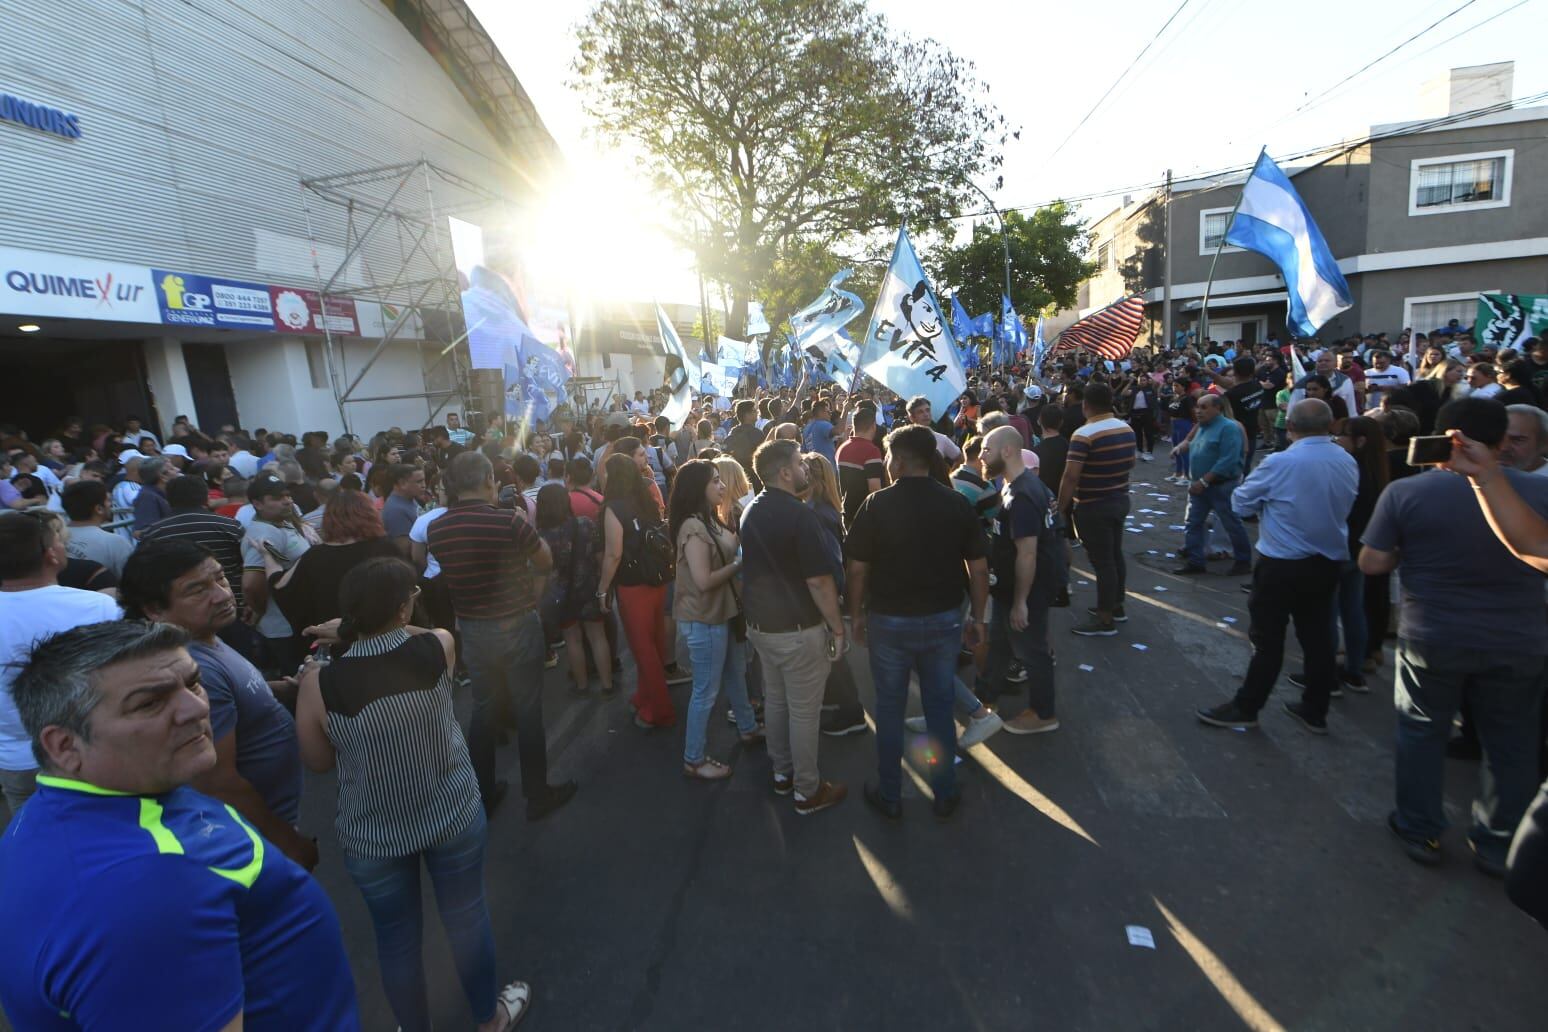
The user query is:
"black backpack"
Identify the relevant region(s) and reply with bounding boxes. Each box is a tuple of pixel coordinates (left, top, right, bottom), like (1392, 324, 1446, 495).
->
(620, 507, 674, 587)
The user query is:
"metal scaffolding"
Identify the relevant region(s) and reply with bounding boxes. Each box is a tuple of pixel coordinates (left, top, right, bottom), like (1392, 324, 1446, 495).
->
(298, 159, 505, 435)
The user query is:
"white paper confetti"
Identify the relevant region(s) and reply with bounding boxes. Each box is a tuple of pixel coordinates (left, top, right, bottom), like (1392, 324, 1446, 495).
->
(1078, 664, 1095, 672)
(1131, 643, 1149, 651)
(1222, 616, 1237, 624)
(1126, 528, 1143, 534)
(1169, 525, 1186, 530)
(1126, 925, 1156, 949)
(1151, 586, 1167, 592)
(1141, 522, 1155, 528)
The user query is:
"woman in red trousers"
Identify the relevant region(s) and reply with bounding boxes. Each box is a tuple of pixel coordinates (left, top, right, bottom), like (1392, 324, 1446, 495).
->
(598, 452, 675, 727)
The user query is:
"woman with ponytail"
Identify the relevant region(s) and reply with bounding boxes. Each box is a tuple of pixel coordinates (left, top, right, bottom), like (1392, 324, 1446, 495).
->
(294, 557, 531, 1031)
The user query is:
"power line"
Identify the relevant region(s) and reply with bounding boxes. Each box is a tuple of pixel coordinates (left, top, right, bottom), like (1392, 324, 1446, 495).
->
(933, 90, 1548, 230)
(1045, 0, 1196, 163)
(1287, 0, 1484, 117)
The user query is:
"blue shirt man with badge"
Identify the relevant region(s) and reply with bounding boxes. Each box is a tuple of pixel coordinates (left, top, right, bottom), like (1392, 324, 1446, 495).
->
(0, 620, 358, 1030)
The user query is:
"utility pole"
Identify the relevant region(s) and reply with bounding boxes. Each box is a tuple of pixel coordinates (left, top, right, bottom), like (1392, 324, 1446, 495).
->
(1162, 169, 1173, 353)
(967, 180, 1012, 363)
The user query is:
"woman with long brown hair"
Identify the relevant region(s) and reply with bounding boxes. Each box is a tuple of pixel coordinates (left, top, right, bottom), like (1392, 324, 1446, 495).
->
(597, 451, 675, 728)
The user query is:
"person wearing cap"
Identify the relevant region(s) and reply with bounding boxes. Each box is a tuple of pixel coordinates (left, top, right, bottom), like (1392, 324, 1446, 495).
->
(162, 441, 191, 471)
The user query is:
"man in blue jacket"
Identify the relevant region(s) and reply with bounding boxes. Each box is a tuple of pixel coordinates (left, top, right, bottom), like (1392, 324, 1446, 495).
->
(1173, 394, 1253, 575)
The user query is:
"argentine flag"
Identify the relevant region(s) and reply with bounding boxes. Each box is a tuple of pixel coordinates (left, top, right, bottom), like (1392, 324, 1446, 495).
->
(1225, 151, 1352, 337)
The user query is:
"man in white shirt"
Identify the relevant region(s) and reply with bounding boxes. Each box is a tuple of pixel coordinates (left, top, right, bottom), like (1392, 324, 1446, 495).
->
(629, 391, 651, 416)
(61, 481, 134, 577)
(0, 511, 122, 818)
(110, 458, 144, 543)
(906, 395, 962, 463)
(1361, 350, 1411, 409)
(1292, 350, 1357, 416)
(1467, 363, 1503, 400)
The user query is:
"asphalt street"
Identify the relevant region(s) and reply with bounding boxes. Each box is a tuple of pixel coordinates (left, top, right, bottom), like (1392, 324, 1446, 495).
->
(291, 466, 1548, 1031)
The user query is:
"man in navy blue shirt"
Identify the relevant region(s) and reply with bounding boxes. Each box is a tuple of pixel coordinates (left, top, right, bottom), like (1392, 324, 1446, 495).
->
(0, 620, 358, 1029)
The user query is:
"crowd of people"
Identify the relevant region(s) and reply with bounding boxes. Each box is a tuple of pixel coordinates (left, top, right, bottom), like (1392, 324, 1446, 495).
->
(2, 318, 1547, 1027)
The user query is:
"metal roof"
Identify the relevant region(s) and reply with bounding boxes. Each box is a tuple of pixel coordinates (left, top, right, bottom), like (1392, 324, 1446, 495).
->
(380, 0, 563, 177)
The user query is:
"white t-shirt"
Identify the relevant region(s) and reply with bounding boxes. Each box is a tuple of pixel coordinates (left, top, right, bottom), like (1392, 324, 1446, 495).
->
(1472, 382, 1503, 400)
(410, 505, 448, 579)
(1363, 365, 1411, 394)
(932, 429, 962, 463)
(0, 586, 122, 770)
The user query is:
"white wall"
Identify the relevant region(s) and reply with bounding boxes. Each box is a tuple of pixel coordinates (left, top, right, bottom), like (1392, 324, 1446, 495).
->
(141, 338, 199, 433)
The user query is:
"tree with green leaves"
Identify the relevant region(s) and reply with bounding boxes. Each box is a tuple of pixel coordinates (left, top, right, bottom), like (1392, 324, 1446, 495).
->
(572, 0, 1006, 339)
(929, 204, 1095, 321)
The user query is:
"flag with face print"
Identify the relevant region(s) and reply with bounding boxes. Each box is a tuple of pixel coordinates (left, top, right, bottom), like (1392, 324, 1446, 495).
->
(858, 227, 966, 413)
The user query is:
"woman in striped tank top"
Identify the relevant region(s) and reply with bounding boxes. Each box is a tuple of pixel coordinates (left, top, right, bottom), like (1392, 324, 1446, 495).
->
(295, 557, 531, 1031)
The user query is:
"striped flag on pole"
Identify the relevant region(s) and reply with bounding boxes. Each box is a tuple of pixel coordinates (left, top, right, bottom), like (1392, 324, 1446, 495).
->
(1051, 295, 1145, 361)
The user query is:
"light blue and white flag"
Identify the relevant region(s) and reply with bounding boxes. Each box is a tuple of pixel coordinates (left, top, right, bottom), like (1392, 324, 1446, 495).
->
(859, 227, 966, 413)
(1224, 150, 1352, 337)
(655, 302, 697, 425)
(1001, 295, 1028, 357)
(791, 269, 865, 355)
(951, 296, 974, 343)
(745, 301, 770, 337)
(715, 335, 746, 367)
(1031, 316, 1047, 371)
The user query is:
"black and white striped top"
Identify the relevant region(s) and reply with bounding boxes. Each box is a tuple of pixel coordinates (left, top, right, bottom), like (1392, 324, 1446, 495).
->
(318, 628, 481, 859)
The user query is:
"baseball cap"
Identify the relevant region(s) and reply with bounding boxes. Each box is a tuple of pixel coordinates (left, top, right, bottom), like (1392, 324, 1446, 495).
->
(117, 448, 145, 465)
(248, 474, 291, 500)
(162, 443, 190, 459)
(1026, 385, 1044, 400)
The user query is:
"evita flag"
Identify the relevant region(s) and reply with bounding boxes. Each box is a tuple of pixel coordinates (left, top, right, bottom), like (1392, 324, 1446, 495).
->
(1224, 151, 1352, 337)
(1476, 293, 1548, 351)
(790, 269, 865, 355)
(859, 227, 966, 414)
(655, 302, 697, 426)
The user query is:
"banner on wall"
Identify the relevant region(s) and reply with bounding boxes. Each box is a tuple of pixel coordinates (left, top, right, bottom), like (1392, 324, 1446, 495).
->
(152, 269, 276, 330)
(0, 245, 161, 323)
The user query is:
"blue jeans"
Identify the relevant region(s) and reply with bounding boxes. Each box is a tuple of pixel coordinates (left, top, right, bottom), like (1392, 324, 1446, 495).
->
(458, 611, 547, 801)
(1329, 560, 1365, 679)
(1182, 479, 1252, 567)
(681, 620, 758, 764)
(344, 812, 497, 1031)
(1170, 419, 1192, 475)
(1393, 638, 1545, 863)
(868, 609, 962, 804)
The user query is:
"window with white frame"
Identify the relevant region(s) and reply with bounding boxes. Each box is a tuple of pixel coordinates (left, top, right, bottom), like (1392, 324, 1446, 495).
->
(1404, 293, 1489, 335)
(1095, 239, 1111, 270)
(1199, 207, 1243, 255)
(1409, 150, 1512, 216)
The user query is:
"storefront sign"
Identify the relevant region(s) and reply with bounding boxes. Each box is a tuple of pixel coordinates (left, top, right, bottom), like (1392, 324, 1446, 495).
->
(0, 91, 80, 140)
(152, 269, 276, 330)
(268, 286, 358, 336)
(0, 246, 160, 323)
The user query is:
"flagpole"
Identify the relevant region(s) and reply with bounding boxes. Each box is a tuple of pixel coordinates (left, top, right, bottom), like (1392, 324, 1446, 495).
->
(1198, 147, 1264, 353)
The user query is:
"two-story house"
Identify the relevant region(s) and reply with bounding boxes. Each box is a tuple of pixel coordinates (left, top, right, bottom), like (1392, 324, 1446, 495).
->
(1052, 63, 1548, 350)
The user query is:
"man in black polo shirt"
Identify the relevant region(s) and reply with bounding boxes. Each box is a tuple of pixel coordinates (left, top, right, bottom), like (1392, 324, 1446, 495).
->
(1223, 356, 1268, 470)
(724, 399, 765, 488)
(427, 451, 573, 821)
(847, 425, 989, 819)
(741, 439, 848, 816)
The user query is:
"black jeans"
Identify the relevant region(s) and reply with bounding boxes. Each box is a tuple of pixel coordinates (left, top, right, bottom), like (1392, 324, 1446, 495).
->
(1073, 494, 1129, 615)
(1129, 414, 1156, 454)
(1232, 555, 1340, 720)
(979, 595, 1056, 716)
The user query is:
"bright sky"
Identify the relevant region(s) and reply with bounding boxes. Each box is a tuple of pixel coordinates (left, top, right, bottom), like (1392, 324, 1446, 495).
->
(469, 0, 1543, 307)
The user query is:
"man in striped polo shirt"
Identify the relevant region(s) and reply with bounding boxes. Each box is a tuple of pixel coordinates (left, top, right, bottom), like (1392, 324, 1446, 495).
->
(428, 451, 575, 822)
(1057, 383, 1136, 637)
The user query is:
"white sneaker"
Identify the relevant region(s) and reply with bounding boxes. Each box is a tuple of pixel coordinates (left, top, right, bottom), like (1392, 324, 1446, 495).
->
(904, 715, 928, 733)
(960, 710, 1005, 747)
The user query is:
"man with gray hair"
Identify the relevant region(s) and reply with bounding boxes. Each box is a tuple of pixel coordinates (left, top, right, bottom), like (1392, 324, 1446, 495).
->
(1502, 404, 1548, 477)
(0, 620, 359, 1028)
(130, 454, 175, 535)
(1197, 398, 1358, 735)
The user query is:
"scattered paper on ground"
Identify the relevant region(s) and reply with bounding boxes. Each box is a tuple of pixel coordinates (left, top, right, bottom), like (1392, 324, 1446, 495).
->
(1126, 925, 1156, 949)
(1079, 664, 1095, 672)
(1132, 643, 1149, 651)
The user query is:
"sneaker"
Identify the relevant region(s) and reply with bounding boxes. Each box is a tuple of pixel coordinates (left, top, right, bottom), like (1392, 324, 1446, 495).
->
(1388, 811, 1442, 866)
(1282, 700, 1328, 735)
(525, 780, 577, 822)
(543, 650, 559, 669)
(663, 663, 692, 686)
(903, 715, 929, 733)
(1228, 561, 1252, 576)
(1139, 451, 1153, 462)
(771, 770, 794, 796)
(1196, 700, 1258, 729)
(1003, 711, 1059, 735)
(821, 711, 868, 737)
(960, 710, 1004, 747)
(1469, 839, 1507, 879)
(793, 780, 847, 815)
(1006, 662, 1030, 683)
(1170, 563, 1207, 575)
(1071, 618, 1117, 637)
(863, 781, 901, 820)
(1287, 672, 1341, 699)
(1087, 605, 1128, 623)
(1340, 671, 1369, 693)
(1052, 586, 1072, 608)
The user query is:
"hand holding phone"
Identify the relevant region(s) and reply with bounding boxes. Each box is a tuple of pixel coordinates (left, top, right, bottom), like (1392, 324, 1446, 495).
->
(1407, 435, 1453, 466)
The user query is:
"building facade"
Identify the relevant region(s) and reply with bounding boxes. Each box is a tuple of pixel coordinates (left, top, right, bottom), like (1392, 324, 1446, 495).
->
(1055, 68, 1547, 352)
(0, 0, 558, 441)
